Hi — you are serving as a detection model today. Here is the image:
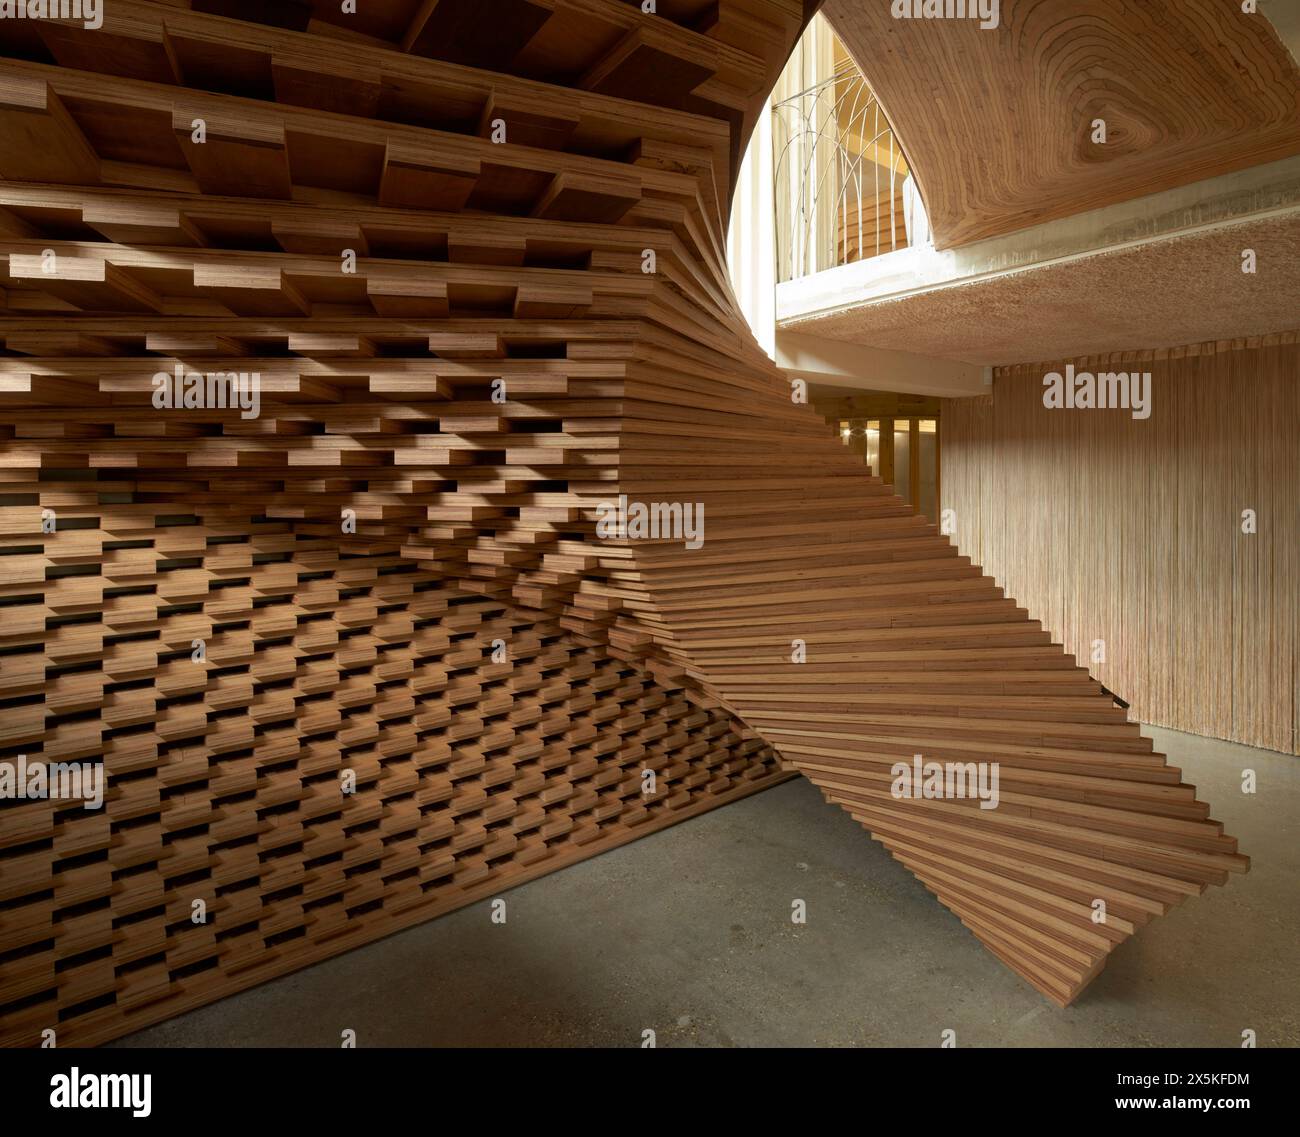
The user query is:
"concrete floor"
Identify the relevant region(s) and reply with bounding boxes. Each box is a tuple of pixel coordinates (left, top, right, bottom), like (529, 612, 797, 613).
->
(112, 725, 1297, 1048)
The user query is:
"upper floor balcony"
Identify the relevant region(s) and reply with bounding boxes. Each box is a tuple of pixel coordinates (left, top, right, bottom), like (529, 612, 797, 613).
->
(772, 30, 923, 284)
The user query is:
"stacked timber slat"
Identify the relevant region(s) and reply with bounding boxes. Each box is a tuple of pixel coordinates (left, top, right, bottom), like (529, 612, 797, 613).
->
(0, 0, 1245, 1045)
(616, 319, 1248, 1005)
(0, 0, 804, 1047)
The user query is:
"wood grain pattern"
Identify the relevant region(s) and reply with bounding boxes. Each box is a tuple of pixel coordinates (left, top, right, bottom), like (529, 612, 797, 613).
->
(0, 0, 807, 1049)
(944, 337, 1299, 755)
(616, 329, 1248, 1009)
(0, 0, 1252, 1044)
(824, 0, 1300, 248)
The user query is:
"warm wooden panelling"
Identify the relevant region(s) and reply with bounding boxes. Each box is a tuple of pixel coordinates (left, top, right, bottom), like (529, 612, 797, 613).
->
(619, 333, 1247, 1009)
(0, 0, 810, 1048)
(825, 0, 1300, 248)
(0, 536, 787, 1047)
(944, 337, 1300, 755)
(0, 0, 1252, 1043)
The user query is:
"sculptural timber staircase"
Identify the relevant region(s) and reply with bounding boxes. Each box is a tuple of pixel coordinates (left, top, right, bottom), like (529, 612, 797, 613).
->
(0, 0, 1245, 1045)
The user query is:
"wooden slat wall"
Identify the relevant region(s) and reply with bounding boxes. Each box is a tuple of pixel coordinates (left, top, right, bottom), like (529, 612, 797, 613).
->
(944, 336, 1300, 755)
(0, 534, 788, 1046)
(0, 0, 809, 1048)
(620, 321, 1248, 1010)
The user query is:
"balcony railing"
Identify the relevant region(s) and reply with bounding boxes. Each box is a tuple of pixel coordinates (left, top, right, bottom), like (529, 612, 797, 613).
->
(772, 60, 913, 283)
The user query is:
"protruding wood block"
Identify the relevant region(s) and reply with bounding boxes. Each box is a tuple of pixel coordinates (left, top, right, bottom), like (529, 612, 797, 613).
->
(81, 201, 205, 247)
(429, 333, 505, 359)
(271, 55, 382, 118)
(286, 333, 376, 358)
(7, 255, 161, 313)
(477, 93, 580, 151)
(447, 228, 526, 267)
(366, 277, 449, 318)
(271, 220, 368, 257)
(532, 169, 641, 223)
(145, 333, 250, 356)
(192, 264, 310, 315)
(173, 108, 292, 199)
(5, 332, 119, 356)
(379, 143, 479, 211)
(403, 0, 556, 65)
(513, 281, 593, 318)
(0, 75, 100, 185)
(580, 29, 715, 105)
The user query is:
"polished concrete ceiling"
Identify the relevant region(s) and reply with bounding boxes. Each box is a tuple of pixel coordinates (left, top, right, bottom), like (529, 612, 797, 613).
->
(824, 0, 1300, 249)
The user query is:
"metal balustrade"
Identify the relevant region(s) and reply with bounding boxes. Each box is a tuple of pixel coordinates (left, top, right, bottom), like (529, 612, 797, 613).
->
(772, 58, 915, 282)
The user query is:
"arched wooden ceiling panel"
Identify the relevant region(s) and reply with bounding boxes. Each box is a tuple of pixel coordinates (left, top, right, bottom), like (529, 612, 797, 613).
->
(824, 0, 1300, 248)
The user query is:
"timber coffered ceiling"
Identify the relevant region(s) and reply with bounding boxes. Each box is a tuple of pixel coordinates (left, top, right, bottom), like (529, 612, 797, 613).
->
(824, 0, 1300, 248)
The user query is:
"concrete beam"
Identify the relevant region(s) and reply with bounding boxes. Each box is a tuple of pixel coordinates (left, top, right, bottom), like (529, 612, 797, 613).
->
(777, 155, 1300, 326)
(776, 329, 989, 397)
